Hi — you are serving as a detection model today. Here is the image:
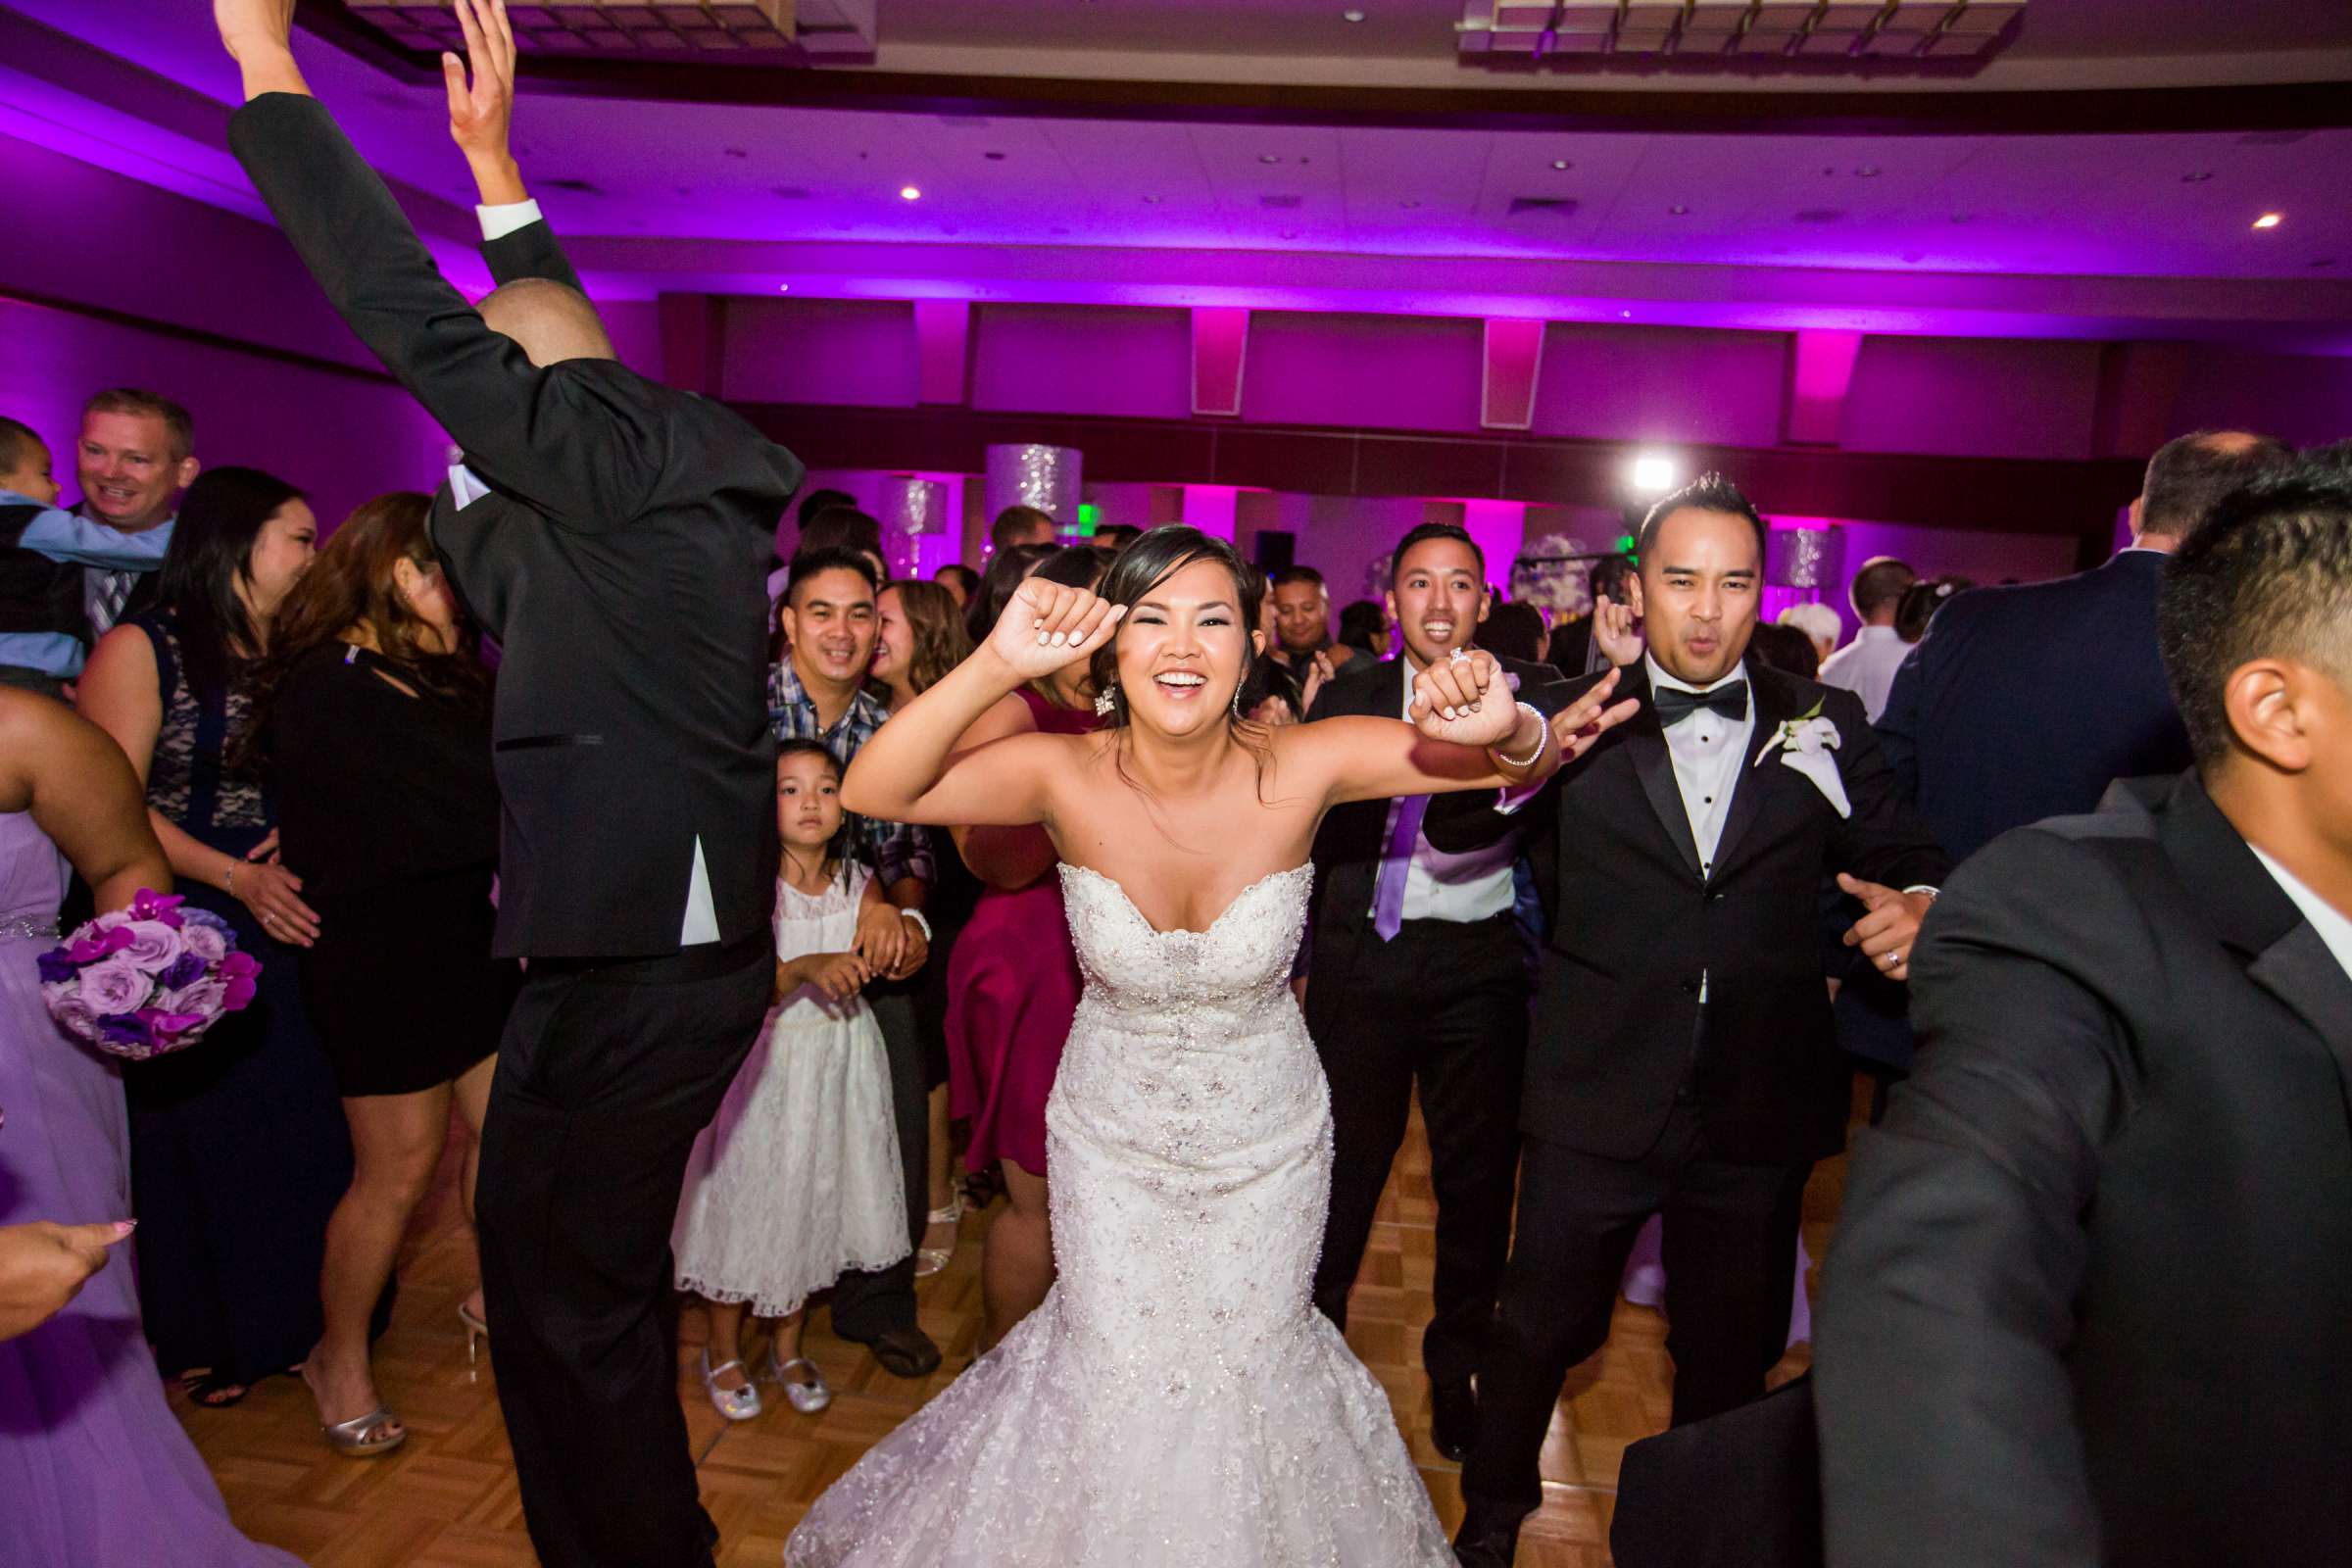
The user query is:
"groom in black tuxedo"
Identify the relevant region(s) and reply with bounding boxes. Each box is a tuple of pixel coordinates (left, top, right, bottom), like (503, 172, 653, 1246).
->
(218, 6, 802, 1563)
(1432, 475, 1948, 1566)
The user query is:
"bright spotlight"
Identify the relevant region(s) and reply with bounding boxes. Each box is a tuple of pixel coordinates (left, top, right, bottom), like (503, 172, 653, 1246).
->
(1629, 454, 1677, 495)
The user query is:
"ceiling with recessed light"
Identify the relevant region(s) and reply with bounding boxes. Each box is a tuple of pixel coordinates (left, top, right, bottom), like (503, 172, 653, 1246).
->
(1, 0, 2347, 349)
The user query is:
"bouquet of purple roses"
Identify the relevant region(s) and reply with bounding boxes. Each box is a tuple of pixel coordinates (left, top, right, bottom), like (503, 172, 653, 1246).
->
(36, 888, 259, 1060)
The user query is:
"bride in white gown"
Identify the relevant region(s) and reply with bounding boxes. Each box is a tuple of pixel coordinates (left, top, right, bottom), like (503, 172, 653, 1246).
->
(795, 527, 1635, 1567)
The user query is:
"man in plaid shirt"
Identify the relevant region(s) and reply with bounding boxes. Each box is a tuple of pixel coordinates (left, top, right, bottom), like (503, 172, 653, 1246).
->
(767, 544, 942, 1378)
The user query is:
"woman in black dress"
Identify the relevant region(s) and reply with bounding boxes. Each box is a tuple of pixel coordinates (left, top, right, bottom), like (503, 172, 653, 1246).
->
(76, 466, 348, 1408)
(252, 492, 516, 1456)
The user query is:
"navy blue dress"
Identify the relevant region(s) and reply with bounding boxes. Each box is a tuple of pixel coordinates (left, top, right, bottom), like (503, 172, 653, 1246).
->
(119, 609, 356, 1386)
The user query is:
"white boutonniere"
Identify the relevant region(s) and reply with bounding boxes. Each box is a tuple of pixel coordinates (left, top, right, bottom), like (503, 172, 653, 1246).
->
(1755, 700, 1850, 817)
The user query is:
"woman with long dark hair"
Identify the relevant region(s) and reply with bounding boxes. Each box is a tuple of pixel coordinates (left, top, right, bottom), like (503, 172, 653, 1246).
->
(251, 491, 517, 1455)
(77, 465, 353, 1407)
(792, 526, 1634, 1565)
(943, 544, 1104, 1346)
(869, 577, 977, 1276)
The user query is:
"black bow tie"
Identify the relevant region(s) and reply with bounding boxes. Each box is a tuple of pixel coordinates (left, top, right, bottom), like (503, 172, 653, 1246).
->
(1653, 680, 1748, 728)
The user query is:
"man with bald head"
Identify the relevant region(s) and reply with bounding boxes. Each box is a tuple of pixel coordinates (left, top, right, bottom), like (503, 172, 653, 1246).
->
(1880, 427, 2295, 862)
(218, 4, 803, 1565)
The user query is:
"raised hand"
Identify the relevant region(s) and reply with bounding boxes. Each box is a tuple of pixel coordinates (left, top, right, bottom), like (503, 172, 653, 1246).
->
(1592, 592, 1644, 668)
(214, 0, 310, 98)
(1408, 649, 1519, 748)
(445, 0, 520, 194)
(214, 0, 297, 59)
(1548, 665, 1641, 766)
(1298, 649, 1337, 715)
(1838, 872, 1935, 984)
(983, 577, 1124, 686)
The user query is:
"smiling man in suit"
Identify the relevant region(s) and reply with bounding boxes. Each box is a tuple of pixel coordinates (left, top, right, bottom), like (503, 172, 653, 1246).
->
(1299, 520, 1552, 1462)
(215, 4, 804, 1564)
(1435, 474, 1948, 1567)
(1816, 459, 2352, 1568)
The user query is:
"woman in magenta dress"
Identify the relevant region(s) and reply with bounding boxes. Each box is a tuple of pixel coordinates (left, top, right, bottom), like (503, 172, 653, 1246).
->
(946, 544, 1105, 1348)
(0, 691, 300, 1566)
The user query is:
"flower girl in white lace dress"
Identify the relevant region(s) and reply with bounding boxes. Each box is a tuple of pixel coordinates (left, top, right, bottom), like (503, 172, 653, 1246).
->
(673, 742, 909, 1421)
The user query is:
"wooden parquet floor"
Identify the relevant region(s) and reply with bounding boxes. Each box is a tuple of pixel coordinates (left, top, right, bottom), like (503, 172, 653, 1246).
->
(173, 1105, 1840, 1567)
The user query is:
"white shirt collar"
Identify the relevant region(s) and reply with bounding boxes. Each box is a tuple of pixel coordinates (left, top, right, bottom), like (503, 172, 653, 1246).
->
(1849, 623, 1901, 643)
(2249, 846, 2352, 983)
(1645, 652, 1748, 698)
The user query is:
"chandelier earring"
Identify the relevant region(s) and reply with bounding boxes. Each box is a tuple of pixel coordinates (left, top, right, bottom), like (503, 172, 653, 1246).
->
(1094, 680, 1119, 717)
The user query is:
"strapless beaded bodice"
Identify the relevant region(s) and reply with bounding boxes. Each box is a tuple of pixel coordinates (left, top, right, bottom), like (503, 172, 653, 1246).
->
(1057, 861, 1310, 1037)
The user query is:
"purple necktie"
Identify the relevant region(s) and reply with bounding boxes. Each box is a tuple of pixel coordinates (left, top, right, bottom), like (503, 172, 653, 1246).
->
(1372, 794, 1431, 943)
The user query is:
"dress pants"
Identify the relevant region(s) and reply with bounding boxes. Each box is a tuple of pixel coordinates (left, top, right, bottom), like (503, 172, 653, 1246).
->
(1461, 1106, 1811, 1521)
(828, 979, 924, 1339)
(1305, 914, 1527, 1391)
(474, 931, 772, 1568)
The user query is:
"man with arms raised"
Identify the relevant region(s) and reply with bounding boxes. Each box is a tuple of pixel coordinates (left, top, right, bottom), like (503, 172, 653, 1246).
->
(1431, 475, 1948, 1566)
(1817, 456, 2352, 1567)
(212, 4, 803, 1564)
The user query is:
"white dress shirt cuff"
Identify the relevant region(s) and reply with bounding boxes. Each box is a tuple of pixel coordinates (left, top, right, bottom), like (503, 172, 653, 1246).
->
(477, 198, 544, 242)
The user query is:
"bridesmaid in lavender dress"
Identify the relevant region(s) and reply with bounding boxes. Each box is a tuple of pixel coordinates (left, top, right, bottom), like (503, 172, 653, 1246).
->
(0, 691, 297, 1567)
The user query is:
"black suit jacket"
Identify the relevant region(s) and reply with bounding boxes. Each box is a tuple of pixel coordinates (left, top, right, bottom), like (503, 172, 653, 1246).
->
(1815, 774, 2352, 1567)
(1300, 650, 1551, 952)
(1877, 551, 2189, 863)
(228, 95, 804, 958)
(1426, 661, 1947, 1163)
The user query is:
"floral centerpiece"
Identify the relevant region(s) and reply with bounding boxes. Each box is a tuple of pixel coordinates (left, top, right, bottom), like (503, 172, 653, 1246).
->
(36, 889, 258, 1059)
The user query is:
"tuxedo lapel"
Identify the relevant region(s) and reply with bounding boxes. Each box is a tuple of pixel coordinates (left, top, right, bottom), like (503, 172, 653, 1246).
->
(2163, 775, 2352, 1120)
(1708, 664, 1796, 877)
(2249, 931, 2352, 1116)
(1615, 663, 1704, 880)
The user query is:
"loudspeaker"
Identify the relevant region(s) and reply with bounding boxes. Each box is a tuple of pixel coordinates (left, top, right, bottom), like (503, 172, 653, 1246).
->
(1255, 530, 1296, 572)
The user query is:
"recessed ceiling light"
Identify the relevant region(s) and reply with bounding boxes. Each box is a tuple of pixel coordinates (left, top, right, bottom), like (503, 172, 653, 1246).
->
(1668, 204, 1690, 215)
(2253, 212, 2283, 229)
(984, 151, 1006, 162)
(900, 185, 922, 201)
(1854, 166, 1882, 177)
(1550, 159, 1572, 171)
(1342, 7, 1367, 20)
(1629, 454, 1677, 494)
(2181, 171, 2214, 182)
(777, 282, 791, 292)
(1619, 309, 1632, 318)
(1259, 153, 1283, 165)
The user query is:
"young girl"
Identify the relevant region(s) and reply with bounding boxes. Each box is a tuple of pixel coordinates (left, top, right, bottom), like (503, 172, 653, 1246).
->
(672, 741, 911, 1419)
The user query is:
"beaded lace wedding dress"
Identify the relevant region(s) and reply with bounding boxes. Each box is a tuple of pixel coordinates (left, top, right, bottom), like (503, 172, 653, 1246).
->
(787, 861, 1453, 1567)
